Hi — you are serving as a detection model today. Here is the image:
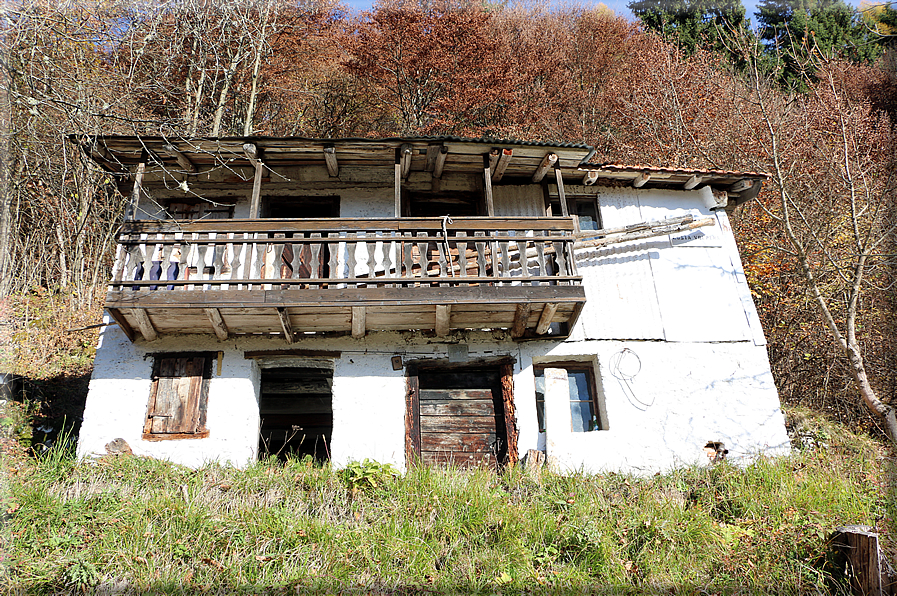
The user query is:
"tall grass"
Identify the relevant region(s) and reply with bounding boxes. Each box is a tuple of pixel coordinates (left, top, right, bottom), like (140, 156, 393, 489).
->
(2, 408, 894, 593)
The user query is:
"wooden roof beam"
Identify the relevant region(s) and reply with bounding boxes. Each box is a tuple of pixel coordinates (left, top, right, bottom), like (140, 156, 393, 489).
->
(633, 171, 651, 188)
(582, 170, 598, 186)
(532, 153, 557, 182)
(729, 179, 754, 193)
(323, 145, 339, 177)
(492, 148, 513, 183)
(684, 174, 702, 190)
(162, 143, 196, 173)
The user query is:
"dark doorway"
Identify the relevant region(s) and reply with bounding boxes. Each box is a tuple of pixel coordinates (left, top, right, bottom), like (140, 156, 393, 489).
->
(258, 367, 332, 461)
(407, 365, 510, 467)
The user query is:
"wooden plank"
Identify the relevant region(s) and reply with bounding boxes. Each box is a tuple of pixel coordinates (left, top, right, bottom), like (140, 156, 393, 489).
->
(106, 308, 136, 341)
(351, 306, 366, 338)
(419, 400, 496, 416)
(419, 389, 494, 401)
(244, 349, 340, 359)
(435, 304, 451, 337)
(420, 415, 497, 433)
(323, 145, 339, 177)
(501, 362, 517, 466)
(511, 303, 532, 338)
(420, 451, 495, 466)
(261, 379, 332, 394)
(406, 369, 421, 463)
(535, 303, 559, 335)
(421, 433, 495, 452)
(130, 309, 158, 341)
(117, 216, 576, 234)
(276, 307, 294, 343)
(203, 307, 229, 340)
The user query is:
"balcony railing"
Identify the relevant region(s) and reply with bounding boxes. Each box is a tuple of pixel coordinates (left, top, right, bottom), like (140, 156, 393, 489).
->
(105, 217, 586, 341)
(110, 217, 580, 291)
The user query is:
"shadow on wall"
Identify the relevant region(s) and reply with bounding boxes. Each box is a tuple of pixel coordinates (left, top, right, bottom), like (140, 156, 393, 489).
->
(1, 371, 91, 449)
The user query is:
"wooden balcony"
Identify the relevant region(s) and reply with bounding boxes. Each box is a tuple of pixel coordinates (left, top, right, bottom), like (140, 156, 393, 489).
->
(105, 217, 586, 342)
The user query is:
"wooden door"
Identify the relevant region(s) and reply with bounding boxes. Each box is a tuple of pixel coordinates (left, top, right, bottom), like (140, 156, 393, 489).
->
(407, 367, 514, 467)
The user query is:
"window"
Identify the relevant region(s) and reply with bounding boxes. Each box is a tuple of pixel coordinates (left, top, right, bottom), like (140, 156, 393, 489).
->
(534, 364, 602, 432)
(549, 197, 602, 231)
(143, 353, 214, 440)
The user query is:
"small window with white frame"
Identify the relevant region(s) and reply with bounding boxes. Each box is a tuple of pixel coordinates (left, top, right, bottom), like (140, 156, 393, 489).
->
(533, 363, 605, 433)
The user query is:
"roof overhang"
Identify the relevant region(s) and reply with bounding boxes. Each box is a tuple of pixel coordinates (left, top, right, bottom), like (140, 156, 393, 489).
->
(72, 135, 769, 205)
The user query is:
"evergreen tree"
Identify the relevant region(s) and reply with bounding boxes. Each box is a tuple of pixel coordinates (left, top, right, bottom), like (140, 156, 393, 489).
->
(756, 0, 883, 88)
(627, 0, 748, 55)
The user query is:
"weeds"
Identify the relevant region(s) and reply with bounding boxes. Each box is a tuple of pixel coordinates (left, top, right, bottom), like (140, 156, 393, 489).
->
(2, 407, 893, 592)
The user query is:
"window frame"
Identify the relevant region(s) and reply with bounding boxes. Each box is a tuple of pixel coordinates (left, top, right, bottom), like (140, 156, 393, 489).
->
(533, 362, 604, 433)
(142, 352, 215, 441)
(547, 195, 603, 232)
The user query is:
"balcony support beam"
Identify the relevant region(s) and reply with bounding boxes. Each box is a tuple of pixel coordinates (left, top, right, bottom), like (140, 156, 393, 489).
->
(535, 303, 559, 335)
(106, 308, 136, 341)
(131, 309, 158, 342)
(352, 306, 366, 338)
(511, 303, 532, 338)
(276, 307, 294, 343)
(204, 307, 229, 340)
(435, 305, 451, 337)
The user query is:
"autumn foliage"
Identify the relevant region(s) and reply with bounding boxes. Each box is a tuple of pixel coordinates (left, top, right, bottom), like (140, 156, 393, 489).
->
(2, 0, 895, 434)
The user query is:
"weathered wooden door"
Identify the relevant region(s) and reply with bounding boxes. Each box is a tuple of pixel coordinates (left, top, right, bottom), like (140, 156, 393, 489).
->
(407, 366, 516, 467)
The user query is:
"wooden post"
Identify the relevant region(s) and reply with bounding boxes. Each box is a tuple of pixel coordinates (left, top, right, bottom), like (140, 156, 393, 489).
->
(832, 525, 884, 596)
(125, 158, 146, 221)
(483, 154, 495, 217)
(394, 148, 402, 217)
(501, 362, 518, 466)
(554, 166, 569, 217)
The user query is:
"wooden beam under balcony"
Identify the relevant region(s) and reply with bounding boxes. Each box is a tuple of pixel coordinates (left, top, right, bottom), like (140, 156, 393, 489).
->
(204, 307, 229, 340)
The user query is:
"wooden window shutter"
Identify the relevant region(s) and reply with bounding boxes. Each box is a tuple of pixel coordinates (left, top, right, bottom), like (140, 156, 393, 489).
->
(143, 353, 212, 440)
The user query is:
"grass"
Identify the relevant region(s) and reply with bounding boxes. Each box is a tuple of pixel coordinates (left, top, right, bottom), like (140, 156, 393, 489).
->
(1, 407, 894, 594)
